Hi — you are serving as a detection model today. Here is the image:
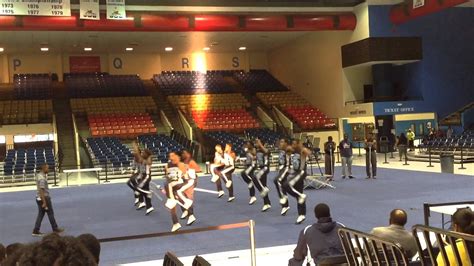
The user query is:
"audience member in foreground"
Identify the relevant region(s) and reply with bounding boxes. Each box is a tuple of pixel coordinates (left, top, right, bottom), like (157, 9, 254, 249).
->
(77, 233, 101, 264)
(436, 208, 474, 266)
(370, 209, 418, 258)
(0, 244, 5, 263)
(289, 203, 344, 266)
(2, 233, 99, 266)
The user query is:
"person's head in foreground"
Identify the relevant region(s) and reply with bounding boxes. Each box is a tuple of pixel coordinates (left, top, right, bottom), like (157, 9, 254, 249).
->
(389, 209, 408, 227)
(77, 233, 101, 264)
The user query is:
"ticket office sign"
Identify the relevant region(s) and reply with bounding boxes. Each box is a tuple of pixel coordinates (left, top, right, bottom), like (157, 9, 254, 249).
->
(0, 0, 71, 16)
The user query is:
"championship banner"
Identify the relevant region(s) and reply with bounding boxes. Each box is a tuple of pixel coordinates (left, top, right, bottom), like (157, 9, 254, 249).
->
(80, 0, 99, 20)
(0, 0, 71, 16)
(106, 0, 126, 20)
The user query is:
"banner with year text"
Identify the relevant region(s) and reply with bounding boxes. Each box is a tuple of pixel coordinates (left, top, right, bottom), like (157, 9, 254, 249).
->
(0, 0, 71, 16)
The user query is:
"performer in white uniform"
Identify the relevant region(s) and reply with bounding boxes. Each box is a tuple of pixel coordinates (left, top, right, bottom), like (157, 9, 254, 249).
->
(215, 144, 236, 202)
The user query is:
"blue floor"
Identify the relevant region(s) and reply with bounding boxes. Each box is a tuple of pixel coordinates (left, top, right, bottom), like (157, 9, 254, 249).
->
(0, 166, 472, 265)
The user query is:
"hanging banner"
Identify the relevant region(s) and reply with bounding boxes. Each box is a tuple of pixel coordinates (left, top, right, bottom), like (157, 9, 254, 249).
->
(69, 56, 101, 73)
(80, 0, 99, 20)
(106, 0, 126, 20)
(0, 0, 71, 16)
(413, 0, 425, 9)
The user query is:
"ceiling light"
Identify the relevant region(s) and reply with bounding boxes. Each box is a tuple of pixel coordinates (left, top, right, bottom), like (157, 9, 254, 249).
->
(126, 47, 133, 51)
(203, 47, 210, 51)
(165, 47, 173, 52)
(40, 47, 49, 52)
(239, 47, 247, 51)
(0, 48, 4, 52)
(84, 47, 92, 51)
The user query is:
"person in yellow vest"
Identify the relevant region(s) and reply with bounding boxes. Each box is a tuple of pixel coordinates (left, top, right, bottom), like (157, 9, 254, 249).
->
(407, 129, 415, 151)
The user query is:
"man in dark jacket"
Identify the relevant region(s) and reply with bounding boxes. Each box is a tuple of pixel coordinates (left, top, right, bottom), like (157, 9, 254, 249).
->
(289, 203, 344, 266)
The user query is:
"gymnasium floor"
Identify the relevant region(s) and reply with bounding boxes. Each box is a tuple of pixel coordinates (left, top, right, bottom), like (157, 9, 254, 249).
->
(0, 153, 472, 265)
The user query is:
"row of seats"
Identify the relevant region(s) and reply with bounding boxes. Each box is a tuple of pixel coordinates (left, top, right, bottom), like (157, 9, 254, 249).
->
(256, 91, 336, 130)
(233, 69, 287, 92)
(14, 73, 52, 99)
(138, 134, 184, 163)
(89, 113, 157, 138)
(168, 93, 250, 111)
(154, 71, 234, 95)
(86, 137, 133, 169)
(70, 97, 157, 115)
(206, 131, 245, 156)
(0, 100, 53, 125)
(3, 148, 55, 176)
(191, 109, 260, 131)
(285, 106, 336, 130)
(256, 91, 307, 108)
(66, 73, 147, 98)
(244, 128, 285, 147)
(421, 130, 474, 150)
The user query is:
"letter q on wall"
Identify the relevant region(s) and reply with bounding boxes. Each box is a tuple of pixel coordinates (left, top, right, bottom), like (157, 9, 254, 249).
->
(113, 57, 123, 69)
(13, 59, 21, 71)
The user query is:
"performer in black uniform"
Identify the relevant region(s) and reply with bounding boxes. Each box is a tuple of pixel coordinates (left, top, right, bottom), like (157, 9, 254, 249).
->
(253, 139, 271, 212)
(241, 141, 257, 205)
(133, 143, 154, 216)
(274, 138, 291, 216)
(164, 151, 194, 232)
(127, 141, 143, 206)
(283, 139, 311, 224)
(215, 143, 236, 202)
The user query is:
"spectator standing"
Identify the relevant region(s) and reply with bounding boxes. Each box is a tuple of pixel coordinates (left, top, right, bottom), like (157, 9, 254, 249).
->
(339, 134, 354, 179)
(32, 164, 64, 237)
(407, 129, 415, 151)
(397, 133, 408, 162)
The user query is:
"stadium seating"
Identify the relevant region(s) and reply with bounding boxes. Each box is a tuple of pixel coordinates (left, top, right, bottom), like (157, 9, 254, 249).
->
(3, 148, 56, 180)
(86, 137, 133, 170)
(138, 134, 185, 163)
(154, 71, 235, 95)
(233, 69, 287, 92)
(285, 106, 336, 130)
(192, 109, 259, 132)
(245, 128, 284, 146)
(65, 73, 147, 98)
(70, 97, 157, 115)
(88, 113, 157, 138)
(206, 131, 245, 156)
(14, 73, 52, 99)
(168, 93, 250, 111)
(0, 100, 53, 125)
(256, 91, 306, 108)
(256, 91, 336, 130)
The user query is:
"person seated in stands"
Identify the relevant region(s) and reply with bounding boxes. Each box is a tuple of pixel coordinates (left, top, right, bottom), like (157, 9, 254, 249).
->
(437, 208, 474, 266)
(289, 203, 344, 266)
(77, 233, 101, 264)
(370, 209, 418, 258)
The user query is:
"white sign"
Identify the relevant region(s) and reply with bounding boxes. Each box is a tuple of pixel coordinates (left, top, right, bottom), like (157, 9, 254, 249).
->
(413, 0, 425, 9)
(106, 0, 126, 20)
(80, 0, 99, 20)
(0, 0, 71, 16)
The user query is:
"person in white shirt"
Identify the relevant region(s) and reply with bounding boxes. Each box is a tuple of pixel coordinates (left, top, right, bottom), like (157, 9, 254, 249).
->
(215, 144, 236, 202)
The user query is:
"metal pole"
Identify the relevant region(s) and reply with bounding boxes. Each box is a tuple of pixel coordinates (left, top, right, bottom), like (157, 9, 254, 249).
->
(336, 147, 340, 163)
(249, 220, 257, 266)
(104, 163, 110, 183)
(427, 146, 434, 167)
(53, 166, 58, 187)
(358, 142, 362, 157)
(459, 145, 466, 170)
(383, 148, 389, 164)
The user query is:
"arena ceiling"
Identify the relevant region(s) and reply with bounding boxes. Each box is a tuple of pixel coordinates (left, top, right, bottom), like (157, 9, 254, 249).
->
(0, 31, 309, 54)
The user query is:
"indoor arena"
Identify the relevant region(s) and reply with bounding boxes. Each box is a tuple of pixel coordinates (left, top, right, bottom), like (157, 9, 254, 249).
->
(0, 0, 473, 265)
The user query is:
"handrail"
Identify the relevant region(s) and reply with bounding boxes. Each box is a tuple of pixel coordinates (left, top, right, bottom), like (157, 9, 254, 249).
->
(177, 109, 193, 140)
(272, 106, 293, 136)
(160, 109, 174, 134)
(52, 114, 59, 159)
(99, 220, 257, 266)
(71, 113, 80, 168)
(256, 106, 276, 130)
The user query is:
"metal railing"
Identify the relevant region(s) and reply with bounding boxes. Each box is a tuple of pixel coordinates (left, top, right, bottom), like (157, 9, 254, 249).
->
(99, 220, 257, 266)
